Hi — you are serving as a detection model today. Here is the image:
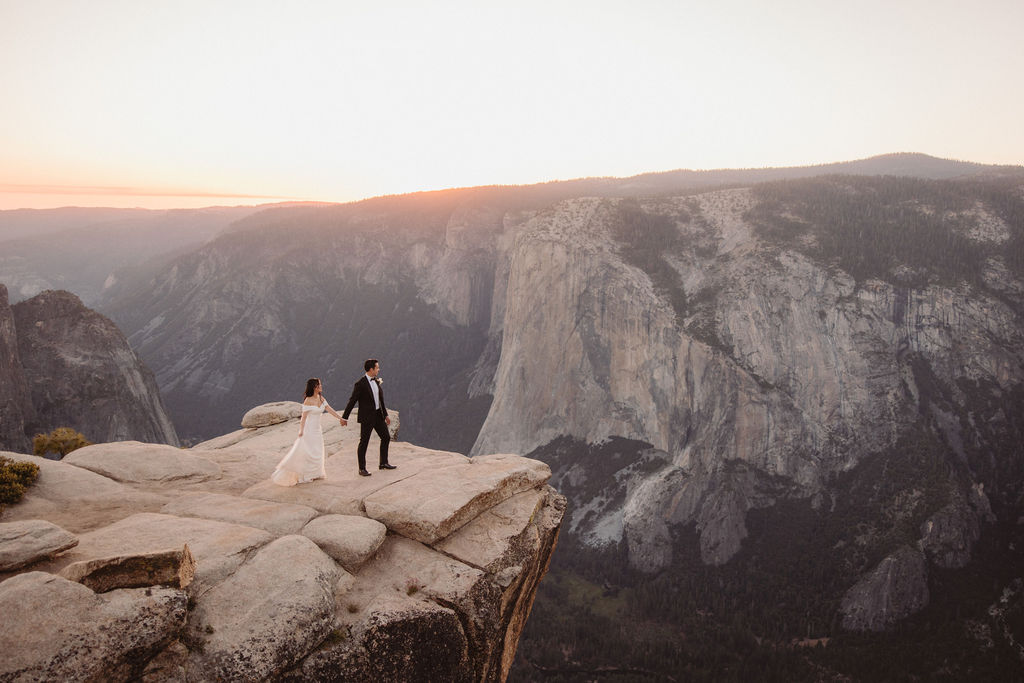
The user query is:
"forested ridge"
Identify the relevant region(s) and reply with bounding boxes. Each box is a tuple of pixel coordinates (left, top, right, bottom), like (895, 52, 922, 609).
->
(512, 434, 1024, 681)
(746, 174, 1024, 296)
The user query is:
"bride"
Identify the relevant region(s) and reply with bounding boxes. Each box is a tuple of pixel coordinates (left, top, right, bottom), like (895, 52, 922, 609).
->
(271, 378, 344, 486)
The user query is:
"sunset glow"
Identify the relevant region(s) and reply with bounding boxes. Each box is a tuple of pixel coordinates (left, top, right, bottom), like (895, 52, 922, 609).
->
(1, 0, 1022, 210)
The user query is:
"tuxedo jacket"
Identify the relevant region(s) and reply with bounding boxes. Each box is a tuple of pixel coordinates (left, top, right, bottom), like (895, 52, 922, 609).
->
(342, 376, 388, 423)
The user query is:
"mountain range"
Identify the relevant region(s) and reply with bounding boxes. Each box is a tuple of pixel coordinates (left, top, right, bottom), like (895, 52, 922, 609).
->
(2, 153, 1023, 679)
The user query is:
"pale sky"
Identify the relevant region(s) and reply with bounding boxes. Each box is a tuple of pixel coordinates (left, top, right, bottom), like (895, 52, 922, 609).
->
(1, 0, 1022, 210)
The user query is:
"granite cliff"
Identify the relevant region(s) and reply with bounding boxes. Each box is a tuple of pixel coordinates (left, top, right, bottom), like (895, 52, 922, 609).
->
(475, 184, 1022, 572)
(0, 286, 178, 451)
(0, 403, 564, 682)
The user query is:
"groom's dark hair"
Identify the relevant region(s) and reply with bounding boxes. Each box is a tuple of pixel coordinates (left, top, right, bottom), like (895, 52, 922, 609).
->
(364, 359, 378, 372)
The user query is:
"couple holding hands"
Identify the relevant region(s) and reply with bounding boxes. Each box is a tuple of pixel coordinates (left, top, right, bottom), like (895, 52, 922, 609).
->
(271, 358, 394, 487)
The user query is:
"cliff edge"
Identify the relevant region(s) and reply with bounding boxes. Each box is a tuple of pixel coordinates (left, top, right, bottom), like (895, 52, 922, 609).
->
(0, 403, 565, 682)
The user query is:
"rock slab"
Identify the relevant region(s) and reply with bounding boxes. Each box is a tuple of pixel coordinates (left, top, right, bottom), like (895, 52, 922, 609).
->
(64, 441, 221, 484)
(0, 519, 78, 571)
(0, 571, 186, 682)
(435, 488, 546, 572)
(65, 512, 272, 592)
(59, 545, 195, 593)
(362, 454, 551, 544)
(160, 491, 318, 535)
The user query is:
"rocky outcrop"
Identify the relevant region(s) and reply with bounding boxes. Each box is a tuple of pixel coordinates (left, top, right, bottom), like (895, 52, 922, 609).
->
(840, 545, 930, 631)
(0, 402, 564, 682)
(0, 288, 178, 450)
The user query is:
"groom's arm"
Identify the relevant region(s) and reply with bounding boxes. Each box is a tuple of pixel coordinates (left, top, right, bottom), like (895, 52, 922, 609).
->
(341, 381, 360, 420)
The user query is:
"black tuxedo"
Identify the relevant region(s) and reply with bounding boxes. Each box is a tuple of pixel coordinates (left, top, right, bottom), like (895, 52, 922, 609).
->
(343, 376, 390, 470)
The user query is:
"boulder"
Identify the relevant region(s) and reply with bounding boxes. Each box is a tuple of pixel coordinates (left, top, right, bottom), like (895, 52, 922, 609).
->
(160, 492, 318, 535)
(362, 454, 551, 544)
(0, 571, 186, 682)
(188, 535, 344, 681)
(63, 441, 221, 484)
(840, 545, 930, 631)
(59, 545, 195, 592)
(59, 512, 272, 592)
(241, 401, 302, 428)
(301, 514, 387, 572)
(0, 519, 78, 571)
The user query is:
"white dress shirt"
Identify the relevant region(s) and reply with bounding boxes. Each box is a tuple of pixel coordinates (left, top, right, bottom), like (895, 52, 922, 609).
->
(366, 374, 380, 410)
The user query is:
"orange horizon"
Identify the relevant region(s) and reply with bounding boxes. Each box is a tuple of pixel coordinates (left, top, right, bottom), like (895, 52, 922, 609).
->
(0, 184, 317, 211)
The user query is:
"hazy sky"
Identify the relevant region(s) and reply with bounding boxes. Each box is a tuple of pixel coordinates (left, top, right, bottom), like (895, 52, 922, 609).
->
(1, 0, 1022, 210)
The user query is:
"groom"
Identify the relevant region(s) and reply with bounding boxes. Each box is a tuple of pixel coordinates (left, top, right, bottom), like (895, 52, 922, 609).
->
(341, 358, 394, 476)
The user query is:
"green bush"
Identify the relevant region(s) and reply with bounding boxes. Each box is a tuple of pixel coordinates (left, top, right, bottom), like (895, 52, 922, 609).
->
(0, 456, 40, 511)
(32, 427, 91, 459)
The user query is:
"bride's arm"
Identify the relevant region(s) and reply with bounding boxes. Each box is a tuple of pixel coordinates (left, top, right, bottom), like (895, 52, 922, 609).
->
(323, 398, 343, 420)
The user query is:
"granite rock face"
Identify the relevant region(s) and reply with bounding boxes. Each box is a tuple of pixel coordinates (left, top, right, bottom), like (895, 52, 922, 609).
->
(0, 284, 33, 452)
(0, 288, 178, 450)
(0, 402, 564, 682)
(840, 545, 930, 631)
(471, 189, 1024, 571)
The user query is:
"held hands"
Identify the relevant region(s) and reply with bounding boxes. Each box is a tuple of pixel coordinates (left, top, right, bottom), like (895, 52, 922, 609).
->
(385, 416, 391, 426)
(339, 418, 347, 427)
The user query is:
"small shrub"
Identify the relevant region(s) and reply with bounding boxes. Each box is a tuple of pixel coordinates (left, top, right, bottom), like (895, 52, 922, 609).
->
(0, 456, 40, 511)
(405, 580, 420, 596)
(32, 427, 91, 459)
(204, 624, 215, 634)
(347, 603, 359, 613)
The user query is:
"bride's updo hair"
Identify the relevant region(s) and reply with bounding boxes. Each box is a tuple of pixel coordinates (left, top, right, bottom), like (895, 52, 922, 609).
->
(304, 378, 321, 399)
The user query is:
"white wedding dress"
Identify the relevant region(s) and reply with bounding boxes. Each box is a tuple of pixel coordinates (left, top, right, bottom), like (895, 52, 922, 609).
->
(271, 401, 328, 486)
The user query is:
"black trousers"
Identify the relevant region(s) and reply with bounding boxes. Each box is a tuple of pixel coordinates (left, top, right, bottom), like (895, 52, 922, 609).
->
(357, 410, 391, 470)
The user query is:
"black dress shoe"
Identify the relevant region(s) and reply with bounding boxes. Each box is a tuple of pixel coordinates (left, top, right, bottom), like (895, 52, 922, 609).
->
(379, 463, 397, 470)
(358, 469, 371, 476)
